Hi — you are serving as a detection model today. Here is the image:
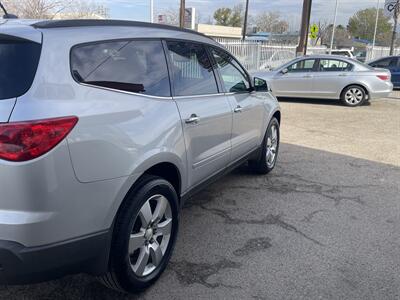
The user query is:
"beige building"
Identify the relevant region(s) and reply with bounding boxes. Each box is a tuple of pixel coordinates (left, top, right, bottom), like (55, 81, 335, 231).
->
(196, 24, 242, 39)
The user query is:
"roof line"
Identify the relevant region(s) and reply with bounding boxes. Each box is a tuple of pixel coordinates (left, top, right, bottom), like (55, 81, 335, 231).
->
(31, 19, 211, 39)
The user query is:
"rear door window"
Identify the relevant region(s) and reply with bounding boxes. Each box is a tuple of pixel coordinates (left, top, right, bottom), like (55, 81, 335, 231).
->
(319, 59, 352, 72)
(71, 40, 171, 97)
(0, 36, 41, 100)
(166, 41, 218, 96)
(371, 57, 395, 68)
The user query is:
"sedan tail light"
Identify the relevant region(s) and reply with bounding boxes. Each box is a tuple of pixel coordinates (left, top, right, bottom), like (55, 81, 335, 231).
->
(0, 116, 78, 162)
(377, 75, 390, 81)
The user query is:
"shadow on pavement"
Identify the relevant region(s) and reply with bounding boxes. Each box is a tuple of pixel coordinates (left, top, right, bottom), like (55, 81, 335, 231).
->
(1, 143, 399, 300)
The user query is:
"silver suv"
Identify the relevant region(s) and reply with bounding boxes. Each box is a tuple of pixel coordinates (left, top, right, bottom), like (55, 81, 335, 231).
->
(0, 19, 281, 292)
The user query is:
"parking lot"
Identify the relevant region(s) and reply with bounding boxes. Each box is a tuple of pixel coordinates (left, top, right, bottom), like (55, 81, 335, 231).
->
(1, 93, 399, 300)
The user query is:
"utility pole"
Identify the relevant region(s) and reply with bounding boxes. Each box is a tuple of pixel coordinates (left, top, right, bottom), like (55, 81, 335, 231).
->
(372, 0, 380, 52)
(329, 0, 339, 54)
(242, 0, 250, 41)
(150, 0, 153, 23)
(390, 0, 399, 55)
(296, 0, 312, 56)
(179, 0, 185, 28)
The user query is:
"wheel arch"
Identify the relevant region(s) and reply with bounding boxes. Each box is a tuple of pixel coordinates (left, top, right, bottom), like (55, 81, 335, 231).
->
(340, 83, 370, 100)
(105, 152, 186, 239)
(142, 162, 182, 197)
(272, 110, 281, 124)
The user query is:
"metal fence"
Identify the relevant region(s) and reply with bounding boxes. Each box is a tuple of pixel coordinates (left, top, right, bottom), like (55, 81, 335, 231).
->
(215, 39, 326, 71)
(366, 46, 400, 61)
(215, 38, 400, 71)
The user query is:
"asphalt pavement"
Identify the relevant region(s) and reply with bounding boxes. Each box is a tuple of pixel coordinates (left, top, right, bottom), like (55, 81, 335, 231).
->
(1, 95, 399, 300)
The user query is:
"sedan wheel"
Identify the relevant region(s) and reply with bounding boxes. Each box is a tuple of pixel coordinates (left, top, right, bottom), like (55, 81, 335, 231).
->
(341, 85, 366, 106)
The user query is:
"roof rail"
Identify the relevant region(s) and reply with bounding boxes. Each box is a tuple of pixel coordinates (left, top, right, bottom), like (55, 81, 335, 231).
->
(32, 19, 211, 39)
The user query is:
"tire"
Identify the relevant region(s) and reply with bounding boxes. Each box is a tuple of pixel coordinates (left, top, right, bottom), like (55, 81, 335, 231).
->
(341, 85, 367, 107)
(249, 117, 280, 174)
(100, 175, 179, 293)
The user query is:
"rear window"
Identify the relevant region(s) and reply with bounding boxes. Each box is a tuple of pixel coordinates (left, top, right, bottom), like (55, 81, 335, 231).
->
(70, 40, 171, 97)
(0, 37, 41, 100)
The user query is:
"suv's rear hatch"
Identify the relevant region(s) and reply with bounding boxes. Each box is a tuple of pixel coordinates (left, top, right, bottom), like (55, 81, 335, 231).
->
(0, 24, 42, 122)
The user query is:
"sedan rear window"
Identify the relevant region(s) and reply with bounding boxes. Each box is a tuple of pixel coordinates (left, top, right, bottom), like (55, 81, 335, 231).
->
(0, 37, 41, 100)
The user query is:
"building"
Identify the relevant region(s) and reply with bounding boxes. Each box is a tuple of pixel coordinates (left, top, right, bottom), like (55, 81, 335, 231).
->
(196, 24, 242, 39)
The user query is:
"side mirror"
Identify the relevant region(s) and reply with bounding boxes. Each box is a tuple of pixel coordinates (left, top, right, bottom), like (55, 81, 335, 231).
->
(281, 68, 289, 74)
(253, 77, 269, 92)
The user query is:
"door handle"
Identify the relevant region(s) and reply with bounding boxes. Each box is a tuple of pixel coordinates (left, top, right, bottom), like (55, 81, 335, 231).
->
(339, 73, 347, 77)
(303, 75, 313, 78)
(234, 105, 243, 113)
(185, 114, 200, 124)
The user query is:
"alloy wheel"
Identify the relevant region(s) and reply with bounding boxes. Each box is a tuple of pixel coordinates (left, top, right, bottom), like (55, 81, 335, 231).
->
(344, 88, 364, 105)
(128, 194, 172, 277)
(266, 124, 278, 168)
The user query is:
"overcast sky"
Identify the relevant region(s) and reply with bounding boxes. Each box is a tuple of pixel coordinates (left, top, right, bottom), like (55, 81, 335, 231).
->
(104, 0, 382, 30)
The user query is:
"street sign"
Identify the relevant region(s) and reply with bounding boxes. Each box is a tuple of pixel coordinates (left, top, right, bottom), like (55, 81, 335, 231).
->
(310, 24, 318, 39)
(384, 0, 399, 17)
(310, 24, 319, 34)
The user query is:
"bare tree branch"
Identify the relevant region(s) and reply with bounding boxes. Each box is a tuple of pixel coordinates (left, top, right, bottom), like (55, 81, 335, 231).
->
(2, 0, 108, 19)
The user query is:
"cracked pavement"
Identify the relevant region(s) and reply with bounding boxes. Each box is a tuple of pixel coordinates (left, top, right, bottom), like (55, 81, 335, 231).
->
(1, 97, 399, 300)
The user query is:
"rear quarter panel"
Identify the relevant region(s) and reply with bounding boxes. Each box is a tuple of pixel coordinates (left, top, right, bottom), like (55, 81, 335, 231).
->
(338, 71, 391, 99)
(9, 27, 188, 188)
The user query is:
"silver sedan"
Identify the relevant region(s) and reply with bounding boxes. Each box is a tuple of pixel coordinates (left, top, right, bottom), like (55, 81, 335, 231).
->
(253, 55, 393, 106)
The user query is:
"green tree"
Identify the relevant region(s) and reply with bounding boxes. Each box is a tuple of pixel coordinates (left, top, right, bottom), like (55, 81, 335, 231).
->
(325, 24, 352, 48)
(213, 5, 243, 27)
(348, 8, 392, 45)
(214, 8, 232, 26)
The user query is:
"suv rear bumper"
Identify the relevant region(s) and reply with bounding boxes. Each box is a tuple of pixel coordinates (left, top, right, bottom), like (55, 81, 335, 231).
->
(0, 231, 111, 285)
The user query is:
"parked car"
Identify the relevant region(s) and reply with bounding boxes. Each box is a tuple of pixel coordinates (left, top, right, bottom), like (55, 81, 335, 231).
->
(253, 55, 393, 106)
(368, 56, 400, 88)
(326, 49, 355, 59)
(354, 50, 367, 63)
(0, 19, 281, 292)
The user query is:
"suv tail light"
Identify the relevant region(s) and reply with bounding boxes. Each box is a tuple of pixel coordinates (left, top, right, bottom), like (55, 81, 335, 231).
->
(0, 116, 78, 162)
(377, 75, 390, 81)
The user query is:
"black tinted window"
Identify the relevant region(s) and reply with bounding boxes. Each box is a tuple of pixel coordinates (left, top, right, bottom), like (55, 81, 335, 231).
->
(371, 58, 394, 68)
(167, 41, 218, 96)
(71, 40, 170, 97)
(211, 48, 250, 93)
(0, 38, 41, 100)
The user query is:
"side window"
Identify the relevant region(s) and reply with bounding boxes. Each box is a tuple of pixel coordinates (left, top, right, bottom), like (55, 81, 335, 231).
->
(319, 59, 352, 72)
(211, 48, 250, 93)
(166, 41, 218, 96)
(287, 59, 316, 73)
(71, 40, 171, 97)
(371, 58, 394, 68)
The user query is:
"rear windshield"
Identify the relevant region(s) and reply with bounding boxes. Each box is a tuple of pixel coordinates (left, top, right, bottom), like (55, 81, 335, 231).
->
(0, 37, 41, 100)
